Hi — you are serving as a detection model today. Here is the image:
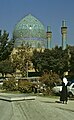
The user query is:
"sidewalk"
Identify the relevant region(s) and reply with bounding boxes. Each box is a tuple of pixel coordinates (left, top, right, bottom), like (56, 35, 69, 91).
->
(44, 97, 74, 112)
(38, 96, 74, 112)
(55, 98, 74, 112)
(0, 95, 74, 120)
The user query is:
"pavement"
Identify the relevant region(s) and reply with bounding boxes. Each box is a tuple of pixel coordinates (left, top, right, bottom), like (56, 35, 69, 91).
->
(0, 94, 74, 120)
(38, 96, 74, 112)
(0, 93, 36, 101)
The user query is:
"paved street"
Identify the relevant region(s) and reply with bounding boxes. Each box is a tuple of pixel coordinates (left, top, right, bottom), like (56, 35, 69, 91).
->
(0, 95, 74, 120)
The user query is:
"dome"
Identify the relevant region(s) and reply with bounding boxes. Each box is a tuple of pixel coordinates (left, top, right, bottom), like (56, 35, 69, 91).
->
(13, 14, 47, 48)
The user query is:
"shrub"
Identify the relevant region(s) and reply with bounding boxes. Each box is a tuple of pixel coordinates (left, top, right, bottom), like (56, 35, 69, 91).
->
(18, 80, 32, 93)
(39, 71, 61, 94)
(3, 77, 17, 91)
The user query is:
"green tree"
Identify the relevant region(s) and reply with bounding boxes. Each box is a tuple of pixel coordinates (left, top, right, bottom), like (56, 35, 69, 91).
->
(12, 44, 32, 77)
(0, 59, 15, 77)
(69, 46, 74, 74)
(50, 46, 69, 75)
(0, 30, 13, 61)
(32, 46, 69, 76)
(31, 49, 42, 72)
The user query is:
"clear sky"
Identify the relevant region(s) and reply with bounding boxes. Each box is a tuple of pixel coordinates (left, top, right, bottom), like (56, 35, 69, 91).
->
(0, 0, 74, 47)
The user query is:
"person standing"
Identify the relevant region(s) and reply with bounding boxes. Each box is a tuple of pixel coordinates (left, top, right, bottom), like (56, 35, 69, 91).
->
(60, 76, 68, 104)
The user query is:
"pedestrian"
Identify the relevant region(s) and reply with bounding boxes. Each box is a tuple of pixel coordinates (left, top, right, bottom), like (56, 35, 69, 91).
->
(60, 76, 68, 104)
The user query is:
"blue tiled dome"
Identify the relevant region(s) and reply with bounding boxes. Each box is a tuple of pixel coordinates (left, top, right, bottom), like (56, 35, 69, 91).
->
(13, 14, 47, 48)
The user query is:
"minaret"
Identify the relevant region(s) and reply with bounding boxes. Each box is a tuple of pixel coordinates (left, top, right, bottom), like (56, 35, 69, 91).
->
(61, 20, 67, 50)
(46, 26, 52, 49)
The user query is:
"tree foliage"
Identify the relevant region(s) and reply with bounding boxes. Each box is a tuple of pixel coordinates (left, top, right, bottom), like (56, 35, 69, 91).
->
(12, 44, 32, 77)
(39, 71, 61, 89)
(32, 46, 69, 76)
(0, 59, 15, 76)
(68, 46, 74, 73)
(0, 30, 13, 61)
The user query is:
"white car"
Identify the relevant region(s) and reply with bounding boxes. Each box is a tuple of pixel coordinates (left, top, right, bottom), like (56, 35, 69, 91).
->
(52, 84, 62, 94)
(68, 83, 74, 97)
(52, 83, 74, 97)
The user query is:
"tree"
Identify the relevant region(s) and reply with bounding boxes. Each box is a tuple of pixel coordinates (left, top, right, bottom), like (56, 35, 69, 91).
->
(32, 46, 69, 76)
(0, 59, 15, 77)
(68, 46, 74, 75)
(50, 46, 69, 75)
(12, 44, 32, 77)
(0, 30, 13, 61)
(31, 49, 42, 72)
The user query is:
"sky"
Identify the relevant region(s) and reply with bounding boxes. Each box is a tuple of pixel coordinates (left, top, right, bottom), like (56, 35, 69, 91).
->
(0, 0, 74, 47)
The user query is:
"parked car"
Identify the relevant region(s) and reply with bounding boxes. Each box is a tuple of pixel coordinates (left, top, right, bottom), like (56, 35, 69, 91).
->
(68, 83, 74, 97)
(52, 82, 74, 98)
(52, 84, 62, 94)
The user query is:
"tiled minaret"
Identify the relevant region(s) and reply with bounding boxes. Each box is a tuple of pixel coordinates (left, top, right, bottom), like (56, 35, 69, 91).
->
(46, 26, 52, 49)
(61, 21, 67, 50)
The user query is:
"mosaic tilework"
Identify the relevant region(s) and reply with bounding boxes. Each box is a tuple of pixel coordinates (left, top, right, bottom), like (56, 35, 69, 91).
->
(13, 14, 47, 48)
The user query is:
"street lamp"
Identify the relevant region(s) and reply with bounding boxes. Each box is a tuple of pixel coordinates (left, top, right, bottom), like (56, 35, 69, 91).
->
(26, 62, 28, 78)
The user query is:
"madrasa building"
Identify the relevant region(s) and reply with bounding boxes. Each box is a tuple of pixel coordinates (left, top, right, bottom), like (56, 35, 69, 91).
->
(11, 14, 68, 77)
(13, 14, 67, 50)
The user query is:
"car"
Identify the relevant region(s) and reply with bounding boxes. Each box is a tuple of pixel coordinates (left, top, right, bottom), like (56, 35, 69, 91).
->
(52, 82, 74, 97)
(52, 84, 62, 94)
(52, 84, 62, 95)
(68, 83, 74, 97)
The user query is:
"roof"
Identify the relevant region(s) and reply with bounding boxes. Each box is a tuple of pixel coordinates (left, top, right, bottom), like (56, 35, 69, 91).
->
(13, 14, 47, 48)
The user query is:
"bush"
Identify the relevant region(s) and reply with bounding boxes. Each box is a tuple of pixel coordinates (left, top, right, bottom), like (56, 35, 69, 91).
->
(39, 71, 61, 93)
(3, 77, 17, 91)
(18, 80, 32, 93)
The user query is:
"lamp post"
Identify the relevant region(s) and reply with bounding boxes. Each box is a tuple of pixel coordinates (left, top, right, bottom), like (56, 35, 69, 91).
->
(26, 62, 28, 78)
